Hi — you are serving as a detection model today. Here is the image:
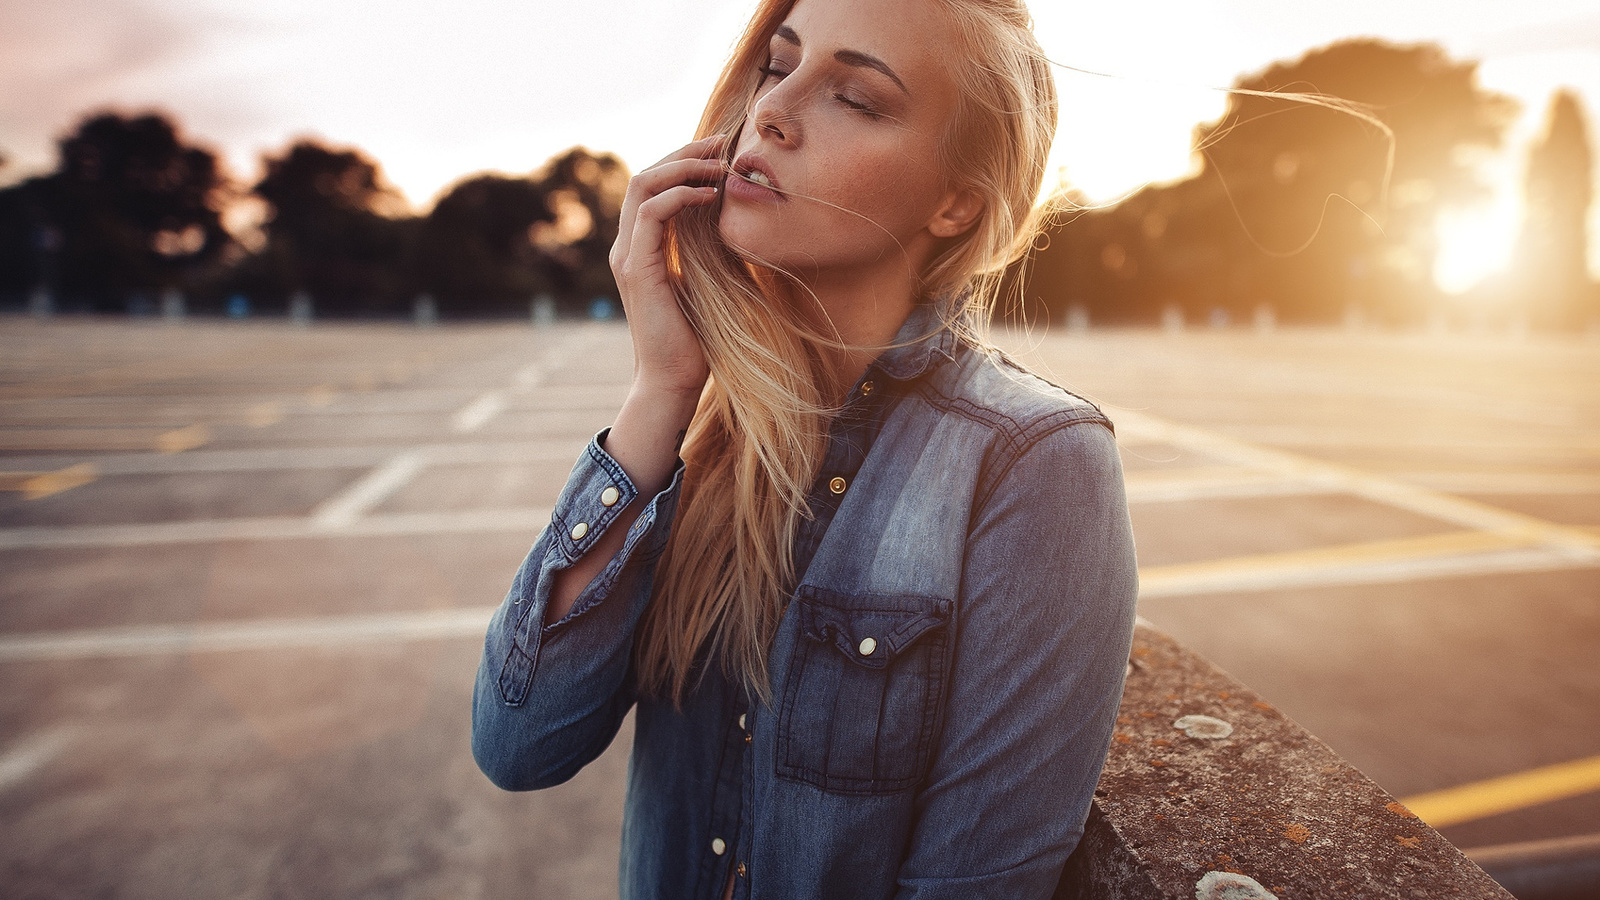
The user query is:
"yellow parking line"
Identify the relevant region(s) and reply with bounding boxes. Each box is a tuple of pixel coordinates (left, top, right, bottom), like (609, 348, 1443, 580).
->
(245, 401, 285, 428)
(1399, 753, 1600, 829)
(305, 384, 337, 407)
(1137, 530, 1542, 594)
(0, 463, 98, 499)
(156, 424, 210, 454)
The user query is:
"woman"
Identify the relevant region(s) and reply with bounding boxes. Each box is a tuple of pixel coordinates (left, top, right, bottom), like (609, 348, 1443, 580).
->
(472, 0, 1139, 896)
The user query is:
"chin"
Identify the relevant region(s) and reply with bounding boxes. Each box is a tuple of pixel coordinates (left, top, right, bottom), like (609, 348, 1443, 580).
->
(717, 211, 783, 266)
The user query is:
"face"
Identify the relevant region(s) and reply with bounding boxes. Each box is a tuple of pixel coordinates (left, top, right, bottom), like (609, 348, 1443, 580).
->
(717, 0, 972, 280)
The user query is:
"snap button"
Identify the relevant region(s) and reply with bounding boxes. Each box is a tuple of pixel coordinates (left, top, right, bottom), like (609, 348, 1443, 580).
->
(828, 476, 847, 495)
(737, 862, 748, 877)
(711, 837, 726, 856)
(860, 380, 875, 396)
(858, 636, 877, 656)
(600, 486, 620, 507)
(570, 522, 589, 540)
(737, 713, 746, 730)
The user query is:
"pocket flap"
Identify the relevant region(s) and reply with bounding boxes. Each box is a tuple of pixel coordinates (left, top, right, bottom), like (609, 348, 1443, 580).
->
(796, 586, 951, 670)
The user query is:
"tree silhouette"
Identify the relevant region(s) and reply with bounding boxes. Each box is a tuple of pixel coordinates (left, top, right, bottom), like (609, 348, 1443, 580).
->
(0, 111, 230, 311)
(416, 174, 554, 316)
(1513, 88, 1595, 329)
(415, 146, 628, 317)
(1019, 39, 1519, 327)
(249, 140, 416, 316)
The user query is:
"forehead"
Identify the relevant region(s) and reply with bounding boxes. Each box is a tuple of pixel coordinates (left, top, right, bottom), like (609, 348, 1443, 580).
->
(777, 0, 958, 95)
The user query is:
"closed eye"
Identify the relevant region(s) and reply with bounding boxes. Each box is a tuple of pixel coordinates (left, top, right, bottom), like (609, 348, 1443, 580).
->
(835, 94, 882, 118)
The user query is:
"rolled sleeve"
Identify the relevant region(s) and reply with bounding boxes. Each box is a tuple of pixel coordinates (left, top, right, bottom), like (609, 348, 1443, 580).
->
(893, 421, 1139, 898)
(471, 427, 685, 791)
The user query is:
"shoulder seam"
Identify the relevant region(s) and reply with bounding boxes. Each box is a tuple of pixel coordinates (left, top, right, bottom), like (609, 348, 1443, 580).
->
(973, 414, 1115, 513)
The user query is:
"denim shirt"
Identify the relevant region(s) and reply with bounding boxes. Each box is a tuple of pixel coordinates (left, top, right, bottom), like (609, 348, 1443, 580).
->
(472, 301, 1140, 899)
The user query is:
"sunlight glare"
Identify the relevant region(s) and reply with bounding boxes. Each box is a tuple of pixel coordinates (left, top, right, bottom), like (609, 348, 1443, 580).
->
(1434, 192, 1520, 295)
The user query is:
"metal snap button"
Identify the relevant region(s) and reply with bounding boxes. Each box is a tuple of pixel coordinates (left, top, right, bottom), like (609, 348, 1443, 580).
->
(828, 476, 847, 494)
(858, 636, 877, 656)
(600, 486, 620, 507)
(570, 522, 589, 540)
(737, 713, 746, 730)
(711, 837, 726, 855)
(860, 380, 875, 396)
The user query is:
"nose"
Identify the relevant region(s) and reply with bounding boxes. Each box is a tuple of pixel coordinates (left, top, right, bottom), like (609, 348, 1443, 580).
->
(750, 82, 798, 146)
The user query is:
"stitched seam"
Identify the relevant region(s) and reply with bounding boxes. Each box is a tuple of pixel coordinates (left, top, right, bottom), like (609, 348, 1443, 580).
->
(973, 417, 1115, 512)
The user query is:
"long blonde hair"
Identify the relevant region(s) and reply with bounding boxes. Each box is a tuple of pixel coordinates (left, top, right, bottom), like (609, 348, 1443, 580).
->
(633, 0, 1060, 709)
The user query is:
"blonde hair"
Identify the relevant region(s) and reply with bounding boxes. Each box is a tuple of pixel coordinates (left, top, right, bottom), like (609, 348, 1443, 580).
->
(632, 0, 1059, 709)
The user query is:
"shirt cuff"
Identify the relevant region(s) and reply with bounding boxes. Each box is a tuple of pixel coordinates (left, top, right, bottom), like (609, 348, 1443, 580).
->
(545, 426, 684, 569)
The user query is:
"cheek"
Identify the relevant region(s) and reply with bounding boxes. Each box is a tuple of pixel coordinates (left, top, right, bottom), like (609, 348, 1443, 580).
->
(817, 147, 945, 233)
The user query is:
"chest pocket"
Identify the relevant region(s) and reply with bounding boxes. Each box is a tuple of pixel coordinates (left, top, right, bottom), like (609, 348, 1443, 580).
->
(775, 585, 953, 795)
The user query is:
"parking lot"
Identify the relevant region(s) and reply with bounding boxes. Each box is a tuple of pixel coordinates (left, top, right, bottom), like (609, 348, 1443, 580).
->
(1, 314, 1597, 897)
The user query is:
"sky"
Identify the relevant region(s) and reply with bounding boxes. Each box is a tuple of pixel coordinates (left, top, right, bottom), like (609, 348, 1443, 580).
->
(2, 0, 1598, 290)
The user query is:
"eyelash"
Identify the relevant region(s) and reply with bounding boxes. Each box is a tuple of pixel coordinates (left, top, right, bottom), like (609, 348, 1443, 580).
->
(757, 64, 883, 119)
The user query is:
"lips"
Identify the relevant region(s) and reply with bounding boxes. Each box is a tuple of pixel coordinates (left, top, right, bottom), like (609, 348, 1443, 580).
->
(730, 154, 784, 198)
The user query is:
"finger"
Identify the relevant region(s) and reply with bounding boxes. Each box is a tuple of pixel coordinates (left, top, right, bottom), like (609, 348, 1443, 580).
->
(616, 157, 727, 258)
(626, 185, 719, 275)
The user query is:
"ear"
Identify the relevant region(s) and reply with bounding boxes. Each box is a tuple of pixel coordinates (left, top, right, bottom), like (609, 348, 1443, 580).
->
(927, 187, 984, 239)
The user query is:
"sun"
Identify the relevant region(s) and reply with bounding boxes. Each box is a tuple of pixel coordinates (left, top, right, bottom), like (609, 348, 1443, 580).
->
(1433, 187, 1522, 295)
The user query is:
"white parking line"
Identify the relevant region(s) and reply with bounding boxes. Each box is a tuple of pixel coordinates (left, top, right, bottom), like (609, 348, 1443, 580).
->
(0, 728, 72, 791)
(1122, 469, 1343, 503)
(0, 608, 499, 663)
(449, 330, 592, 434)
(1140, 544, 1600, 599)
(310, 451, 429, 529)
(451, 391, 508, 433)
(0, 507, 552, 550)
(1107, 406, 1600, 555)
(0, 439, 587, 477)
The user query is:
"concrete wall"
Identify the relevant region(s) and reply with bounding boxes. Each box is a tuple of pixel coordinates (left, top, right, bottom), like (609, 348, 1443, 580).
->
(1054, 622, 1515, 899)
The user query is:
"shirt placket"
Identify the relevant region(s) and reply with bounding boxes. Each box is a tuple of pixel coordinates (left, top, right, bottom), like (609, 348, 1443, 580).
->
(727, 371, 891, 899)
(703, 670, 746, 898)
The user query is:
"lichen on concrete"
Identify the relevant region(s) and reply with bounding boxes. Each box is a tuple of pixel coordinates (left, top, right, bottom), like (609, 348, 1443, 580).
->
(1054, 622, 1515, 899)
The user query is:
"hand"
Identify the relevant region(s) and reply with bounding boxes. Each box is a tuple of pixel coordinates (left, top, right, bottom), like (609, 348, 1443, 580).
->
(609, 134, 728, 401)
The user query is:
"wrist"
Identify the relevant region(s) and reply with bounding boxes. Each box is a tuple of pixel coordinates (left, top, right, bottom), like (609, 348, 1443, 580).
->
(627, 378, 704, 424)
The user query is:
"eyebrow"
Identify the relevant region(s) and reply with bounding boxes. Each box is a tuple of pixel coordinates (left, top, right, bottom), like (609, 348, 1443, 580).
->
(773, 25, 910, 96)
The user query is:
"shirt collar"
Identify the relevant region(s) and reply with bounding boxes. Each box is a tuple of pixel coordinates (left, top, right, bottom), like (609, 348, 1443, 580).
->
(868, 301, 961, 383)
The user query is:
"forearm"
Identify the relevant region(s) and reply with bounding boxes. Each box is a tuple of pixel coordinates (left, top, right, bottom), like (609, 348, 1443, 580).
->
(544, 382, 699, 626)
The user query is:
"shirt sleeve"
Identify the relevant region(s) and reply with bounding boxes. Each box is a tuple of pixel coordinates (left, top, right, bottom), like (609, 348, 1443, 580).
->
(471, 426, 685, 791)
(893, 420, 1139, 898)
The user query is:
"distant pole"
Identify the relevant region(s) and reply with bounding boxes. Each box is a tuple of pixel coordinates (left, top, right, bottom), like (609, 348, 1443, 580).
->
(413, 293, 438, 326)
(1066, 304, 1090, 333)
(27, 285, 53, 318)
(531, 294, 556, 327)
(1343, 302, 1365, 333)
(161, 288, 186, 321)
(289, 290, 314, 326)
(1161, 303, 1184, 334)
(1252, 303, 1276, 334)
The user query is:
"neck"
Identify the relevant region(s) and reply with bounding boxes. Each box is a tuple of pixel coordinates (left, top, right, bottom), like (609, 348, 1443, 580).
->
(791, 260, 920, 396)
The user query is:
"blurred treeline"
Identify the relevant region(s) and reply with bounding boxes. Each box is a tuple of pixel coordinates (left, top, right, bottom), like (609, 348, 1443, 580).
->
(0, 120, 627, 319)
(1011, 38, 1597, 331)
(0, 37, 1595, 328)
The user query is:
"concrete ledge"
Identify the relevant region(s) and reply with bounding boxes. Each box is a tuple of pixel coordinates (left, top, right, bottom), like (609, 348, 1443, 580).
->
(1054, 622, 1515, 899)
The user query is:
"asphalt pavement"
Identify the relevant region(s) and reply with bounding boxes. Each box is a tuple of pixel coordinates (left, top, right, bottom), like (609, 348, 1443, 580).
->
(1, 314, 1596, 897)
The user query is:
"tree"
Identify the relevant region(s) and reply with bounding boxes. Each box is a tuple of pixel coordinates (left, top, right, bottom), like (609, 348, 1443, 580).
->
(250, 140, 416, 316)
(0, 111, 231, 310)
(1017, 39, 1519, 326)
(415, 173, 554, 316)
(414, 146, 629, 317)
(1513, 89, 1595, 329)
